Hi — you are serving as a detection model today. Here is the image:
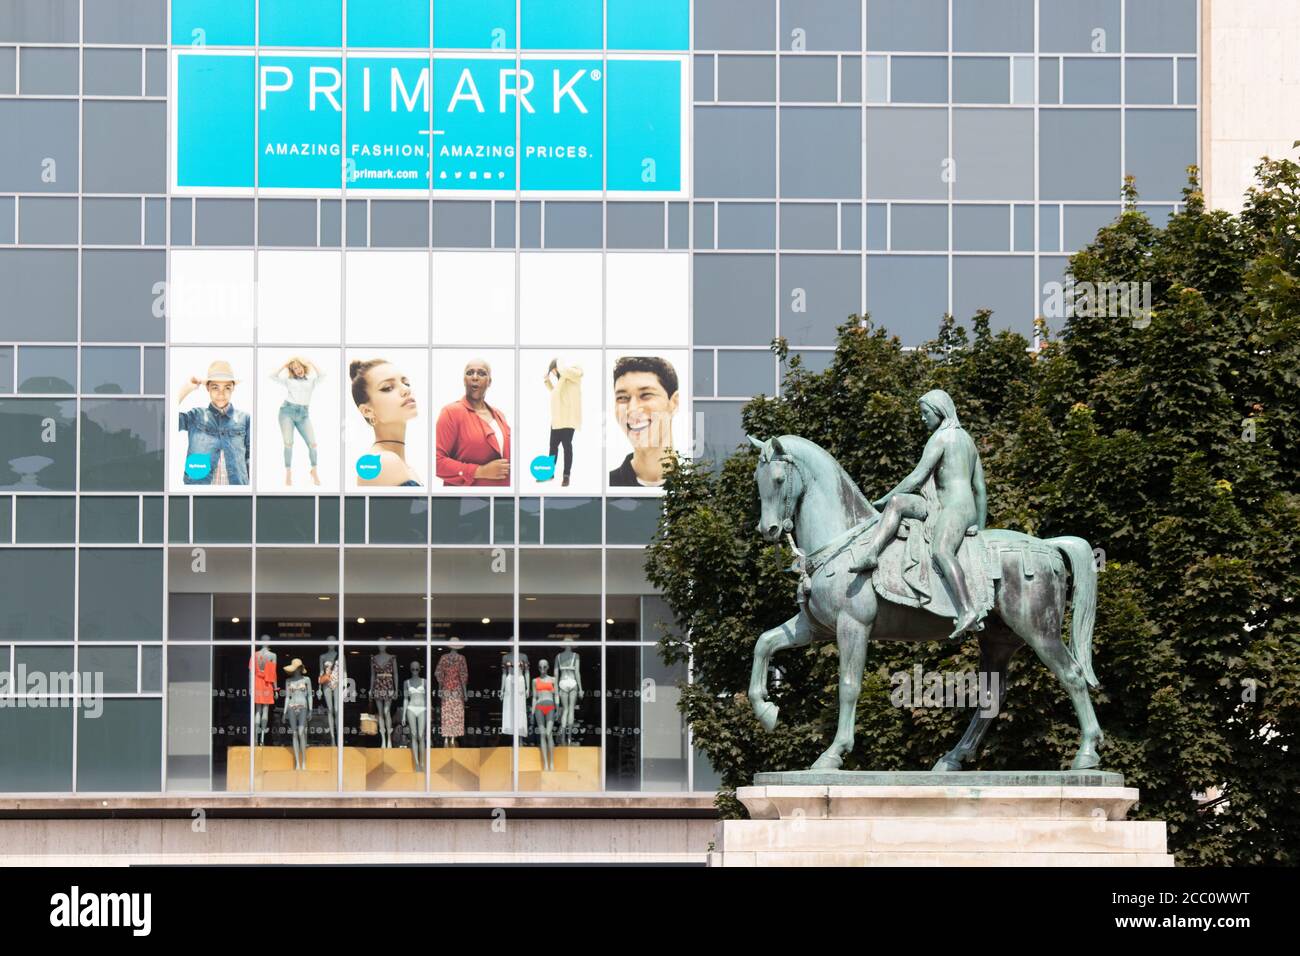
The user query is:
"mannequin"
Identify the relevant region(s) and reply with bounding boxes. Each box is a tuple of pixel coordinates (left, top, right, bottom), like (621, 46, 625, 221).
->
(434, 639, 469, 748)
(554, 640, 583, 747)
(281, 658, 313, 770)
(531, 660, 558, 771)
(499, 652, 528, 738)
(250, 640, 277, 746)
(317, 643, 342, 746)
(402, 661, 428, 771)
(370, 639, 399, 748)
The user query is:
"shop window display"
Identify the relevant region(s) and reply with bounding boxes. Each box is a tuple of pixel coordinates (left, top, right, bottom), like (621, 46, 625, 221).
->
(517, 642, 600, 792)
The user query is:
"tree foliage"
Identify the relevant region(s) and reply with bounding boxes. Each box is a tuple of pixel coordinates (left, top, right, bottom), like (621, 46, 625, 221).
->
(647, 156, 1300, 864)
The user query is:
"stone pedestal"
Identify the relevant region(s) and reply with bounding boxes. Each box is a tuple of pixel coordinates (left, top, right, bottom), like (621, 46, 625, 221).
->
(708, 771, 1176, 867)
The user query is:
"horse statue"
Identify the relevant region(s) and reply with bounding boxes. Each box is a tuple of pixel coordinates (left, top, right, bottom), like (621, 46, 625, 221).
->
(747, 433, 1104, 773)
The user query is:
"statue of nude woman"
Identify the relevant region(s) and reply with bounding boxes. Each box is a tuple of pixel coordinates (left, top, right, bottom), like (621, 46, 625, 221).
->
(849, 389, 988, 640)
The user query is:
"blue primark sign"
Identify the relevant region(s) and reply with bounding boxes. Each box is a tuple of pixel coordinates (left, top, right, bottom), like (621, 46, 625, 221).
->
(170, 0, 689, 196)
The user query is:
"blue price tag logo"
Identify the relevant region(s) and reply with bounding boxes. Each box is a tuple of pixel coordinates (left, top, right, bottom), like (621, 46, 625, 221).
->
(356, 454, 382, 480)
(185, 454, 211, 480)
(530, 455, 557, 481)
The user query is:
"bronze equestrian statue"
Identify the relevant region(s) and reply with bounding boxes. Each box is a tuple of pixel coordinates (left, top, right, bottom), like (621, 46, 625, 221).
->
(747, 389, 1103, 772)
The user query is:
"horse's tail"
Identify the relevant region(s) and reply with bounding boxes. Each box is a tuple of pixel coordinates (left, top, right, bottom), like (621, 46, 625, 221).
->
(1048, 535, 1099, 689)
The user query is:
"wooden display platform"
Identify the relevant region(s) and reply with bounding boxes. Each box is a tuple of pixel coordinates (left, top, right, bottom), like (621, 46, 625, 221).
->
(226, 744, 601, 793)
(227, 746, 366, 792)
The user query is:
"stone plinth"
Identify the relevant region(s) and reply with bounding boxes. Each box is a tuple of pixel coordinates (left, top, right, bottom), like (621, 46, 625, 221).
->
(709, 771, 1176, 867)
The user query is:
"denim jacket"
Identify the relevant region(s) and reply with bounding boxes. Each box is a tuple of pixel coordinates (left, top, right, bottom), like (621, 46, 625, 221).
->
(179, 403, 251, 485)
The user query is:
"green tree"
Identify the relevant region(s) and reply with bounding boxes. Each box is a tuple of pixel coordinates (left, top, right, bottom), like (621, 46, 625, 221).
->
(648, 156, 1300, 863)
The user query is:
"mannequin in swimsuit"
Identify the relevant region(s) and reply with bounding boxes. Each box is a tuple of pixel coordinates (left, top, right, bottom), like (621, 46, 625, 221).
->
(402, 661, 428, 771)
(554, 640, 583, 747)
(281, 659, 313, 771)
(531, 660, 558, 771)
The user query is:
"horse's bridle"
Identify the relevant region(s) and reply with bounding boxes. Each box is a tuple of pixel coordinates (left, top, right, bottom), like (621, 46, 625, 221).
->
(762, 452, 804, 534)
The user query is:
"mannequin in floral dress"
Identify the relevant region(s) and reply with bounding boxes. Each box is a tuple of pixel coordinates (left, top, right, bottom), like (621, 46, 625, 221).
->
(434, 640, 469, 748)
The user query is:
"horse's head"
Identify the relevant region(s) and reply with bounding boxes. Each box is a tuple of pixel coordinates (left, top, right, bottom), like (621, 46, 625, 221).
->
(749, 435, 804, 542)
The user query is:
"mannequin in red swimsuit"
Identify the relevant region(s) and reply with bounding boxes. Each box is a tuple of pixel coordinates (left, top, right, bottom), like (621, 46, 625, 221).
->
(531, 660, 559, 771)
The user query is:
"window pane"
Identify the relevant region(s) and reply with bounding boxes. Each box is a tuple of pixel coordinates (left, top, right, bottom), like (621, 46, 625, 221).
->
(15, 495, 74, 542)
(717, 55, 775, 102)
(865, 108, 948, 200)
(1125, 109, 1197, 202)
(605, 645, 689, 792)
(80, 398, 164, 491)
(694, 107, 775, 198)
(779, 0, 863, 52)
(78, 645, 138, 694)
(77, 699, 162, 792)
(890, 56, 946, 103)
(1063, 57, 1121, 103)
(370, 497, 429, 545)
(1064, 204, 1121, 251)
(953, 0, 1033, 53)
(1040, 109, 1121, 200)
(429, 548, 512, 645)
(81, 250, 166, 343)
(891, 204, 947, 251)
(193, 497, 253, 544)
(256, 548, 339, 644)
(696, 0, 775, 51)
(81, 495, 140, 543)
(718, 203, 775, 250)
(82, 347, 141, 395)
(779, 254, 862, 346)
(256, 496, 315, 544)
(954, 108, 1035, 200)
(716, 350, 774, 397)
(430, 496, 490, 545)
(79, 548, 163, 641)
(1126, 0, 1196, 54)
(521, 548, 599, 643)
(1040, 0, 1121, 54)
(1126, 58, 1175, 105)
(780, 55, 838, 102)
(0, 705, 73, 791)
(168, 547, 251, 642)
(694, 254, 776, 346)
(953, 204, 1011, 251)
(345, 548, 427, 642)
(865, 255, 948, 346)
(17, 346, 75, 393)
(866, 0, 947, 52)
(1012, 56, 1034, 104)
(1037, 206, 1063, 253)
(954, 57, 1010, 104)
(0, 398, 77, 490)
(606, 498, 662, 545)
(0, 548, 74, 640)
(952, 255, 1035, 335)
(166, 644, 214, 791)
(542, 497, 601, 545)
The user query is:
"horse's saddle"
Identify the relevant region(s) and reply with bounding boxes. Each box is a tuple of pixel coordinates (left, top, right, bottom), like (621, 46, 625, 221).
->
(856, 518, 996, 622)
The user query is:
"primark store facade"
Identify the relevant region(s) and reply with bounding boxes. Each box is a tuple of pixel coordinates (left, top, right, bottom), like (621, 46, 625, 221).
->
(0, 0, 1200, 805)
